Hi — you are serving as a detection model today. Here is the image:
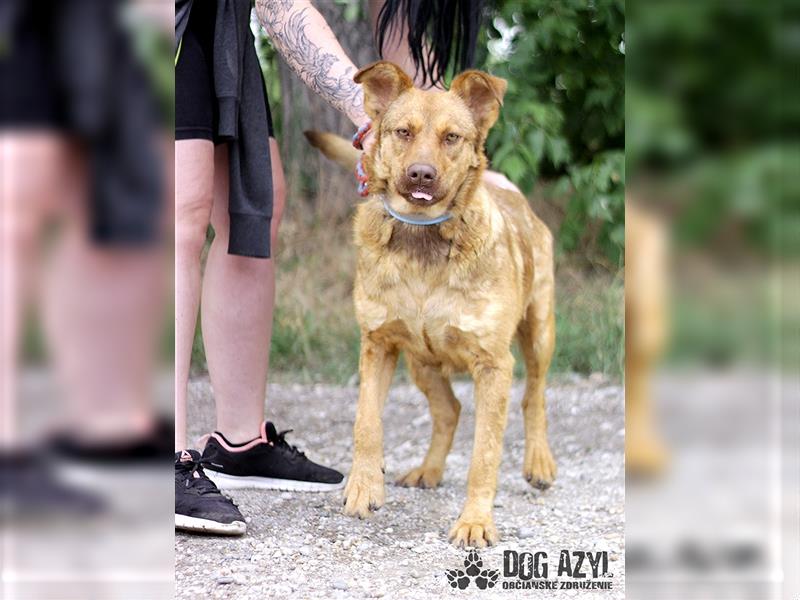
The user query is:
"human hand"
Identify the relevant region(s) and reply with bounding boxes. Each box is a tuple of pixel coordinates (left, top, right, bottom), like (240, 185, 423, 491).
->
(360, 127, 376, 155)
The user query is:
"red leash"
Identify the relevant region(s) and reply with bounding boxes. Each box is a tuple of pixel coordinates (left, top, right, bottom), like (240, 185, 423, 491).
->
(352, 122, 372, 197)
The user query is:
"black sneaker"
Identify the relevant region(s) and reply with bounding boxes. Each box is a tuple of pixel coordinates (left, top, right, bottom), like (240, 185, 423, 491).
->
(201, 421, 344, 492)
(1, 449, 105, 521)
(48, 418, 174, 466)
(174, 450, 246, 535)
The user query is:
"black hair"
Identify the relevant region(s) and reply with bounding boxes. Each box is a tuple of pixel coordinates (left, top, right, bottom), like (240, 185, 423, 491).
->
(376, 0, 484, 87)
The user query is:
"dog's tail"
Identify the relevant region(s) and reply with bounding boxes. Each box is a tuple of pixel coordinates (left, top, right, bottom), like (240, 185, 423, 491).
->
(303, 130, 361, 171)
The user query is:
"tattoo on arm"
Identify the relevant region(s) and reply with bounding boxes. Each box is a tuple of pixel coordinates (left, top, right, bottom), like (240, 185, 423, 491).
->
(256, 0, 365, 123)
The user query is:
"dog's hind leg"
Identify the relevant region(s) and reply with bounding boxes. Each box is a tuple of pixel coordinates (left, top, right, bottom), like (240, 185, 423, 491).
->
(396, 360, 461, 489)
(518, 289, 557, 490)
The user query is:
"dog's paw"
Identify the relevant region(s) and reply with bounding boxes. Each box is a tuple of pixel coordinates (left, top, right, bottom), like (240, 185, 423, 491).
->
(523, 441, 557, 490)
(342, 467, 384, 519)
(395, 465, 443, 489)
(445, 569, 470, 590)
(448, 515, 498, 548)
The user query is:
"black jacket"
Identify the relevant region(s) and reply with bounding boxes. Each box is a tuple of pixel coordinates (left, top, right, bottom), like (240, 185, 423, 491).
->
(176, 0, 273, 258)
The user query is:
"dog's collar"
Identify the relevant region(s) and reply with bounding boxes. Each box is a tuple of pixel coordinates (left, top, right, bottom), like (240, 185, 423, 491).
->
(381, 196, 452, 226)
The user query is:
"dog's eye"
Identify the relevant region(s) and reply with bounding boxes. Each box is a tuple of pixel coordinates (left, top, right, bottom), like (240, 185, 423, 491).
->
(445, 133, 461, 144)
(395, 128, 411, 139)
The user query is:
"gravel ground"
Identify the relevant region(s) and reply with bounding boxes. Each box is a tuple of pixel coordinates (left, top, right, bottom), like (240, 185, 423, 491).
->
(176, 375, 625, 599)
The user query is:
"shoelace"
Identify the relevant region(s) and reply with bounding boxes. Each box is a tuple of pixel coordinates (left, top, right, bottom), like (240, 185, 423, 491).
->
(274, 429, 307, 458)
(176, 457, 221, 495)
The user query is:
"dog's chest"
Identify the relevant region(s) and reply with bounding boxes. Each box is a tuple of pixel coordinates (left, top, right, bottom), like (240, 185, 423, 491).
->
(357, 264, 495, 371)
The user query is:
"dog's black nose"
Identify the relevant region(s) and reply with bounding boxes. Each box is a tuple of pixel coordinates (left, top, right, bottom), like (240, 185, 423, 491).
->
(406, 163, 437, 185)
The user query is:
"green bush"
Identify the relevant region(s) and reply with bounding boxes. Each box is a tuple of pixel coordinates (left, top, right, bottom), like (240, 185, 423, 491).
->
(478, 0, 625, 267)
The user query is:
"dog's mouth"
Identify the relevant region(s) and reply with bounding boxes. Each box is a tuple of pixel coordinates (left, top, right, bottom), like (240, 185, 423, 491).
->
(402, 189, 441, 206)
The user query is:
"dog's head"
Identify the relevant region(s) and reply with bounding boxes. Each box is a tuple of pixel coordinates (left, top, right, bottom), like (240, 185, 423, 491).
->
(356, 61, 507, 215)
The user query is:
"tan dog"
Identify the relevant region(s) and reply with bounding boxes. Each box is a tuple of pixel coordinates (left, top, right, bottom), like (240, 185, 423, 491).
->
(306, 61, 556, 548)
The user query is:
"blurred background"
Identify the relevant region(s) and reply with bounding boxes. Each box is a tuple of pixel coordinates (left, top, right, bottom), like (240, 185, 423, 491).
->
(1, 1, 174, 598)
(626, 1, 798, 599)
(188, 0, 626, 384)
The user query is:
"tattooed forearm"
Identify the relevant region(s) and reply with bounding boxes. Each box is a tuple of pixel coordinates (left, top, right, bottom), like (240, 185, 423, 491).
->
(255, 0, 366, 126)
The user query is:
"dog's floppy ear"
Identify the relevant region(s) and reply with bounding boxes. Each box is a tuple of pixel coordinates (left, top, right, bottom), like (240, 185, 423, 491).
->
(450, 70, 507, 133)
(354, 61, 414, 120)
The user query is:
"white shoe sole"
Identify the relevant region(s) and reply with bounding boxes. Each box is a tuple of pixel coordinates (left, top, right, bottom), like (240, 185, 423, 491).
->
(205, 470, 345, 492)
(175, 513, 246, 535)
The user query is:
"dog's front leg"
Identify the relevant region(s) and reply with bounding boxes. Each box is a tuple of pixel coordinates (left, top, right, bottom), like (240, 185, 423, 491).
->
(449, 354, 514, 548)
(343, 336, 398, 518)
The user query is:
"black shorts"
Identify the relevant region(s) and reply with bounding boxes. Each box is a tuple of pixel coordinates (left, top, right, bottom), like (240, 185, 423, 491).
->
(175, 1, 274, 142)
(0, 3, 67, 129)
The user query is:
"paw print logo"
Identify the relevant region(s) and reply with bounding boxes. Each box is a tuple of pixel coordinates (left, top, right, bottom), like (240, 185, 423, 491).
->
(445, 551, 500, 590)
(464, 550, 482, 577)
(475, 569, 499, 589)
(445, 568, 470, 590)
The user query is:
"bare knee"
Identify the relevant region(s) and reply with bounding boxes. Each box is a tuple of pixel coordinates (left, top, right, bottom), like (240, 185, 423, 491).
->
(175, 191, 212, 259)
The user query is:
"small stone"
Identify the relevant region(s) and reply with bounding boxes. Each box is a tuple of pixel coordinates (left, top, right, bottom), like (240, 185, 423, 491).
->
(385, 527, 394, 534)
(216, 576, 234, 585)
(332, 579, 349, 591)
(281, 492, 293, 500)
(517, 526, 536, 539)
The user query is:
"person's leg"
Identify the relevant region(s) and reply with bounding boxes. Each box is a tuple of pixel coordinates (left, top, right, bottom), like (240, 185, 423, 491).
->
(197, 141, 342, 491)
(42, 183, 167, 444)
(173, 142, 246, 536)
(201, 138, 285, 443)
(174, 139, 215, 451)
(0, 133, 67, 448)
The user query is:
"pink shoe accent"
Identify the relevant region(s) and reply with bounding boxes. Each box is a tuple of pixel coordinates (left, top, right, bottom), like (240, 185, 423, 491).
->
(179, 450, 193, 462)
(208, 424, 270, 453)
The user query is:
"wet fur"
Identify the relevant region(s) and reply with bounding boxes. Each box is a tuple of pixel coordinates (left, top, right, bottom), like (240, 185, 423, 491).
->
(306, 61, 557, 548)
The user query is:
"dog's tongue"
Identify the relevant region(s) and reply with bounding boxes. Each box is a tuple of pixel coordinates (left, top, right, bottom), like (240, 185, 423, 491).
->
(411, 191, 433, 201)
